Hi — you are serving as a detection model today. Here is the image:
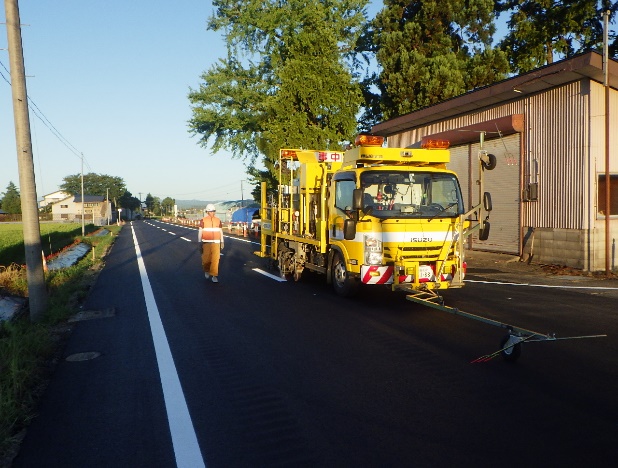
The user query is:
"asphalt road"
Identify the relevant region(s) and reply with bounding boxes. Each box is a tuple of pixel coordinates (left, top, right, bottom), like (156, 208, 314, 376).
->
(12, 220, 618, 467)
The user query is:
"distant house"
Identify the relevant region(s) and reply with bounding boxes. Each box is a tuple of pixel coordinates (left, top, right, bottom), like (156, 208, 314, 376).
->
(50, 194, 112, 225)
(40, 190, 70, 208)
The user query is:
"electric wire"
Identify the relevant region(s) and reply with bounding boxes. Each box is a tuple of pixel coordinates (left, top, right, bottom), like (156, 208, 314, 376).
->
(0, 59, 93, 172)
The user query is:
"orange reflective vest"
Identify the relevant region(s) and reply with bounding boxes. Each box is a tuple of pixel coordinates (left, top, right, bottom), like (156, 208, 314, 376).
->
(199, 215, 223, 242)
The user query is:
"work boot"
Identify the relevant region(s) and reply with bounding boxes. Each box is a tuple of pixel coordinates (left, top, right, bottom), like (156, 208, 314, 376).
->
(212, 276, 218, 283)
(204, 273, 210, 279)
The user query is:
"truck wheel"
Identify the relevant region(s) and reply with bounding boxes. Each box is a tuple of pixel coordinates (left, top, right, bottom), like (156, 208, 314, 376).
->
(278, 249, 294, 281)
(331, 252, 359, 297)
(500, 334, 521, 362)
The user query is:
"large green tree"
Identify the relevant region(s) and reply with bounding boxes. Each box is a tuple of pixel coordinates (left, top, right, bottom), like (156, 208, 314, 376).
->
(372, 0, 509, 119)
(144, 193, 156, 212)
(60, 173, 126, 201)
(161, 197, 175, 215)
(496, 0, 618, 74)
(117, 190, 141, 211)
(1, 181, 22, 214)
(188, 0, 367, 184)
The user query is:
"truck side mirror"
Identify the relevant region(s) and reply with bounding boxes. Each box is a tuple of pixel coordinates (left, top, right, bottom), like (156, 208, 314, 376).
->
(352, 189, 364, 210)
(344, 218, 356, 240)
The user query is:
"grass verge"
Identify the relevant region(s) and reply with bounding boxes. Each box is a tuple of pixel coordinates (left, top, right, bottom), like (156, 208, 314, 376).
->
(0, 225, 123, 464)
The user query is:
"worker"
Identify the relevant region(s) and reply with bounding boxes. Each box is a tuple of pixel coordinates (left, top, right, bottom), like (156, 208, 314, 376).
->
(198, 204, 224, 283)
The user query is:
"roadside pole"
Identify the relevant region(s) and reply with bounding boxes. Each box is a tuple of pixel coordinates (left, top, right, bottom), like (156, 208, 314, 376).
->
(5, 0, 48, 321)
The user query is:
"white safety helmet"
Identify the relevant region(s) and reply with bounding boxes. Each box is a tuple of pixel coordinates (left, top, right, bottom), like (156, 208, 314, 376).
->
(206, 203, 216, 212)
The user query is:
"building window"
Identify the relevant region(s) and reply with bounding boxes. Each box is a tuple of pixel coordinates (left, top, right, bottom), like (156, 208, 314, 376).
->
(60, 204, 68, 209)
(597, 174, 618, 216)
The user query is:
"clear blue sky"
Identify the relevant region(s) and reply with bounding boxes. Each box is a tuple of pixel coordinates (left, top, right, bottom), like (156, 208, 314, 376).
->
(0, 1, 383, 204)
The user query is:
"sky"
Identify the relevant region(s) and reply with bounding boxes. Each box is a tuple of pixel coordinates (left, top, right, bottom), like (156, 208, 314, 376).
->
(0, 1, 386, 204)
(0, 2, 584, 206)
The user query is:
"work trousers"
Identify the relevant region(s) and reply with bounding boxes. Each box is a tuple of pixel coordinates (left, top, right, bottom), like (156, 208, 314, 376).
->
(201, 242, 221, 276)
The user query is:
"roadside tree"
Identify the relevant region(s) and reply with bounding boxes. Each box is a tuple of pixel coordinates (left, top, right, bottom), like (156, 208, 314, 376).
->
(188, 0, 367, 190)
(117, 191, 141, 212)
(1, 181, 22, 214)
(60, 173, 126, 201)
(372, 0, 509, 119)
(161, 197, 175, 215)
(496, 0, 618, 74)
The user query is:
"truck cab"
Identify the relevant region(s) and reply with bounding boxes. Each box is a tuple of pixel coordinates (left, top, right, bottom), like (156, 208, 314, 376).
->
(256, 135, 493, 297)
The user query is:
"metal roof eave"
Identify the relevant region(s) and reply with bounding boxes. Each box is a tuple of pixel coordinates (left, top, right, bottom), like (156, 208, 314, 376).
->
(372, 51, 617, 136)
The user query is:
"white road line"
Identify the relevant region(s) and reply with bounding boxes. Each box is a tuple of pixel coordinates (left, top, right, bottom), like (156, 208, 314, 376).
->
(223, 235, 260, 246)
(253, 268, 287, 282)
(180, 237, 192, 242)
(465, 279, 618, 290)
(168, 232, 176, 235)
(130, 225, 206, 468)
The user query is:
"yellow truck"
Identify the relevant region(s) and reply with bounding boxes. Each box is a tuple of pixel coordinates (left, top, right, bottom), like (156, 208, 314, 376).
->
(256, 134, 495, 299)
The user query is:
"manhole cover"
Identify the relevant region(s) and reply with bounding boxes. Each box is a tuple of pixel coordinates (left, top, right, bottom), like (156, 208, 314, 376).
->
(65, 351, 101, 362)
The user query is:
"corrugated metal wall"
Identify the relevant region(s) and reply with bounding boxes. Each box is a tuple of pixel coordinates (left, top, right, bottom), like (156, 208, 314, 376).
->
(384, 77, 618, 266)
(449, 136, 521, 254)
(471, 135, 521, 253)
(447, 145, 469, 209)
(523, 81, 590, 230)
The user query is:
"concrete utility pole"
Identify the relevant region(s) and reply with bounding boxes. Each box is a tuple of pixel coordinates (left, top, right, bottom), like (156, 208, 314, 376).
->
(80, 153, 85, 236)
(5, 0, 48, 321)
(603, 9, 611, 276)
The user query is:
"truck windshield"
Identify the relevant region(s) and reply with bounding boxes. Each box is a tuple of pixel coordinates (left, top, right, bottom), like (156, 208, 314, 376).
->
(360, 171, 464, 219)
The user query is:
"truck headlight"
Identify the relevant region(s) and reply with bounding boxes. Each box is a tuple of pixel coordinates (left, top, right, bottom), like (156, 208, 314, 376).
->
(364, 235, 383, 265)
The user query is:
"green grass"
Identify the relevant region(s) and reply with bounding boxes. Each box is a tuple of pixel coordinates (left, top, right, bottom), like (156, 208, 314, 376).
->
(0, 223, 100, 267)
(0, 224, 122, 463)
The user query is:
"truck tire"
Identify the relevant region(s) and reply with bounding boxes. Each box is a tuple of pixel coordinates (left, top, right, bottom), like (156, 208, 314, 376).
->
(331, 252, 359, 297)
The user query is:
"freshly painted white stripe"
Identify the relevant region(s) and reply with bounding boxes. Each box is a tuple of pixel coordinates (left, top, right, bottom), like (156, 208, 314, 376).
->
(227, 236, 258, 245)
(168, 232, 176, 236)
(465, 279, 618, 290)
(253, 268, 287, 282)
(180, 237, 192, 242)
(130, 226, 206, 468)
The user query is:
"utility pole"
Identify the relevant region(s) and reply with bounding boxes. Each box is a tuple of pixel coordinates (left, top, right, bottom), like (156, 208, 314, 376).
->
(603, 9, 611, 276)
(80, 153, 85, 236)
(5, 0, 48, 321)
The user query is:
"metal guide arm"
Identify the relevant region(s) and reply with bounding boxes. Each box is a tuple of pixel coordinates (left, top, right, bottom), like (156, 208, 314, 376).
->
(404, 287, 607, 362)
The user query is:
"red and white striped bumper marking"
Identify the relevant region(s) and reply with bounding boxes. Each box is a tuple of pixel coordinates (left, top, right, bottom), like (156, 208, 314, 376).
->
(361, 265, 454, 284)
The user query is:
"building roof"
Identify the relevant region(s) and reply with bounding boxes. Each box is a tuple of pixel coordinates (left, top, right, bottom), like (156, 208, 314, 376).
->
(372, 51, 618, 136)
(73, 195, 105, 203)
(42, 190, 69, 198)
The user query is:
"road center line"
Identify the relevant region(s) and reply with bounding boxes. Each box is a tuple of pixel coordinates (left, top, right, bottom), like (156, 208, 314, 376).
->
(253, 268, 287, 282)
(130, 225, 206, 468)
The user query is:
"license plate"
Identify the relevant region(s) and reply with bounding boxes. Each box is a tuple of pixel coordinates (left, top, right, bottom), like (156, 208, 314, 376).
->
(419, 265, 433, 279)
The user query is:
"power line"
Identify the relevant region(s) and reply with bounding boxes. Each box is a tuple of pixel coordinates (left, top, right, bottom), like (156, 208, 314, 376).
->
(0, 59, 93, 171)
(169, 180, 249, 198)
